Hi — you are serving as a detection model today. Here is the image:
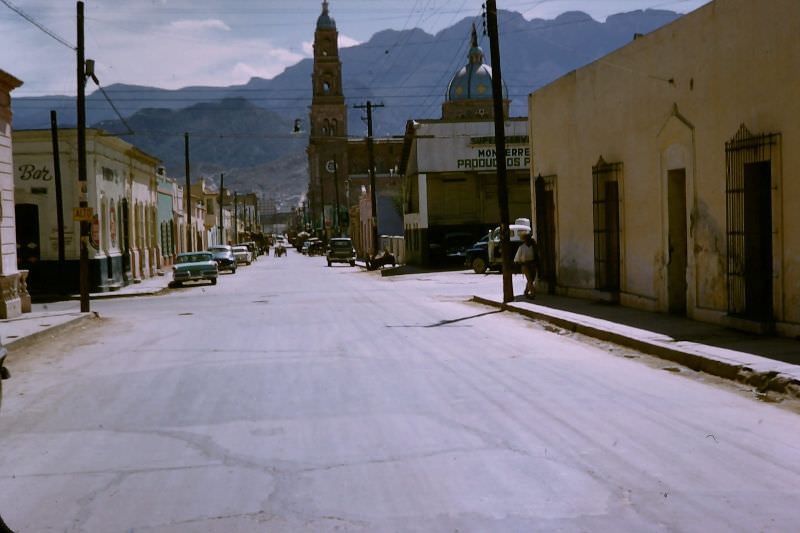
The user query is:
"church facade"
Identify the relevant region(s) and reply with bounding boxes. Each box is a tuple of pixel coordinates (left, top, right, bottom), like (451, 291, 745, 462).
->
(306, 1, 403, 247)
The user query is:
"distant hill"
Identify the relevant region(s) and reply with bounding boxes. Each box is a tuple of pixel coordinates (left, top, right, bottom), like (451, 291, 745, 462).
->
(90, 98, 309, 206)
(13, 8, 683, 204)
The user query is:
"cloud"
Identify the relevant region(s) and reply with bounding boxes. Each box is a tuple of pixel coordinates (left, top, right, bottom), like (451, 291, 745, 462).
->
(301, 34, 361, 56)
(88, 30, 307, 90)
(168, 19, 231, 32)
(338, 34, 361, 49)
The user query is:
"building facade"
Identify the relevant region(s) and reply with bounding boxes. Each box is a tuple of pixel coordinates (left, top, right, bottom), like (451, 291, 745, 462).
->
(0, 70, 24, 318)
(13, 129, 161, 293)
(528, 0, 800, 336)
(157, 170, 180, 267)
(401, 27, 530, 267)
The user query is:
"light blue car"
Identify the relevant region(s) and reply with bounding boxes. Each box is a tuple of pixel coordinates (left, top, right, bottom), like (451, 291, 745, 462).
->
(170, 252, 219, 287)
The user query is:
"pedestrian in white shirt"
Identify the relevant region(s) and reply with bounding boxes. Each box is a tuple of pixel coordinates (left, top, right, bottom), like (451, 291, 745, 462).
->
(513, 231, 538, 298)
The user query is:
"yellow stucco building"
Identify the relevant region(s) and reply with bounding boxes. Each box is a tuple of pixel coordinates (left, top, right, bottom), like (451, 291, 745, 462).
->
(528, 0, 799, 336)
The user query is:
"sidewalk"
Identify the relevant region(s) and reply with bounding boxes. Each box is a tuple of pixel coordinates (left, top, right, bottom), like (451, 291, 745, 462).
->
(473, 292, 800, 401)
(1, 274, 172, 351)
(79, 273, 171, 300)
(0, 310, 96, 350)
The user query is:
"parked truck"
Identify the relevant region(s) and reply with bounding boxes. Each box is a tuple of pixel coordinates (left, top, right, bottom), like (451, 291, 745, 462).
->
(466, 218, 532, 274)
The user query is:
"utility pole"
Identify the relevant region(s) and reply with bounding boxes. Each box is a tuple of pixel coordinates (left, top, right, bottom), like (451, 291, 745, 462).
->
(354, 100, 384, 256)
(218, 173, 224, 244)
(76, 1, 90, 312)
(333, 158, 340, 237)
(234, 192, 238, 243)
(319, 172, 326, 239)
(486, 0, 514, 303)
(50, 111, 65, 270)
(184, 132, 192, 252)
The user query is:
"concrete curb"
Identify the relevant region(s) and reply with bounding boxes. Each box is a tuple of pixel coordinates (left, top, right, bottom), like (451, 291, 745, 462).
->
(471, 296, 800, 401)
(74, 287, 169, 300)
(4, 312, 99, 352)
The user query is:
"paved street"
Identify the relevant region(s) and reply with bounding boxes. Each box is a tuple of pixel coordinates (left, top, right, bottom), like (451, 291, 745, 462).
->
(1, 253, 798, 532)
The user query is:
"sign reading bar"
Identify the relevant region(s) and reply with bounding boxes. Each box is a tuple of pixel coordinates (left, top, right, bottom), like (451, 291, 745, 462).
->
(73, 207, 94, 222)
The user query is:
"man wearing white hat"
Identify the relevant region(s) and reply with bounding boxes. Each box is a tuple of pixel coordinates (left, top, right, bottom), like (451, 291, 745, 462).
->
(514, 230, 539, 298)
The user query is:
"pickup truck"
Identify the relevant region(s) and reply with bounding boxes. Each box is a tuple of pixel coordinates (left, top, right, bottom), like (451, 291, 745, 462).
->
(465, 219, 532, 274)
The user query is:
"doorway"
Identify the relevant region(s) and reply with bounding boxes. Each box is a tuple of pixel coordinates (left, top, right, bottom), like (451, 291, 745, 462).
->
(15, 204, 40, 269)
(667, 169, 687, 315)
(535, 175, 557, 293)
(743, 161, 772, 320)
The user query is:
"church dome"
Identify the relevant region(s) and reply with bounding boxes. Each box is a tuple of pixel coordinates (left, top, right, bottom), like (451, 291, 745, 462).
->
(316, 0, 336, 30)
(446, 25, 507, 101)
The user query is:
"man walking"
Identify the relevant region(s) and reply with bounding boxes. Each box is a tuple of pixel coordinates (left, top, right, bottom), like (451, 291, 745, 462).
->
(514, 231, 538, 298)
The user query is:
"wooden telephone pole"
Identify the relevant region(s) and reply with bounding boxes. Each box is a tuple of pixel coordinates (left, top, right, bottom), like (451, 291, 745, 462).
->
(486, 0, 514, 303)
(76, 1, 90, 311)
(184, 132, 192, 252)
(354, 101, 384, 256)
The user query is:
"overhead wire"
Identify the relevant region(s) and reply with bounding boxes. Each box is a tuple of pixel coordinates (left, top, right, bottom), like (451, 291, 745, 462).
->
(9, 1, 695, 124)
(0, 0, 75, 50)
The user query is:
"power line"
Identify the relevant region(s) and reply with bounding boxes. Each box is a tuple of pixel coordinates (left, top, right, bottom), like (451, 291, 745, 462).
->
(95, 84, 134, 135)
(0, 0, 75, 50)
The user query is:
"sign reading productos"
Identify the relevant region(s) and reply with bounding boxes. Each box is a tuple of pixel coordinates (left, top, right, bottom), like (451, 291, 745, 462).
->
(457, 146, 531, 170)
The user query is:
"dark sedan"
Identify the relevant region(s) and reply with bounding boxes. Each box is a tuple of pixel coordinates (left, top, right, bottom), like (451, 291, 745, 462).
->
(210, 248, 237, 274)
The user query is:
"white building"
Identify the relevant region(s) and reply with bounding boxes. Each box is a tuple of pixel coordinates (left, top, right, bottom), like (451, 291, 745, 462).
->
(0, 69, 24, 318)
(13, 129, 160, 293)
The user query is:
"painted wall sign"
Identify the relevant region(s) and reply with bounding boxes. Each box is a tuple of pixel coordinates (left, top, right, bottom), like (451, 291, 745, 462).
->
(73, 207, 94, 222)
(415, 122, 531, 173)
(110, 202, 117, 246)
(17, 164, 52, 181)
(456, 146, 531, 170)
(90, 215, 100, 250)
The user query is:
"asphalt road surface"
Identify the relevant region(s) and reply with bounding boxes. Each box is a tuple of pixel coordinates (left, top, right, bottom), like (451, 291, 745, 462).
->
(1, 252, 798, 532)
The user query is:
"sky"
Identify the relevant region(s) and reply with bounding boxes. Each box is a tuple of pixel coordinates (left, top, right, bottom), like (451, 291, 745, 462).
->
(1, 0, 710, 97)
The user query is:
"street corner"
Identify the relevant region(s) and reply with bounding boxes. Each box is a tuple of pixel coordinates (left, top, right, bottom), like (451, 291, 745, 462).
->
(2, 311, 98, 352)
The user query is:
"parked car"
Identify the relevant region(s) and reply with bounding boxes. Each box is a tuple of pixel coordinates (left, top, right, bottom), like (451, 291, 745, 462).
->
(239, 241, 258, 261)
(232, 245, 252, 265)
(429, 231, 476, 266)
(208, 246, 237, 274)
(326, 237, 356, 266)
(170, 252, 219, 287)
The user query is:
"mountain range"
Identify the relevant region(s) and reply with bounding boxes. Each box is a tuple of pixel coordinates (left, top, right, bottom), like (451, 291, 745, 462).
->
(12, 8, 683, 206)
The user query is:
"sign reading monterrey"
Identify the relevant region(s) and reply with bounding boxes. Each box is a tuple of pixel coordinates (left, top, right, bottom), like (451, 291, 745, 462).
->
(417, 124, 531, 173)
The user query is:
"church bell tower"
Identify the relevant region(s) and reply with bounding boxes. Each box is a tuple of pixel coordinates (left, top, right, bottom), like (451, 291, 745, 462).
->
(307, 0, 348, 235)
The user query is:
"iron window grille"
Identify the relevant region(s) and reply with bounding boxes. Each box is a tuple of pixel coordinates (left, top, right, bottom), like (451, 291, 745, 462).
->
(592, 157, 622, 291)
(724, 124, 780, 317)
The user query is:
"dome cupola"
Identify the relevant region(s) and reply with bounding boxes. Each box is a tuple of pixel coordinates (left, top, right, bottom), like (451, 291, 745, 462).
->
(446, 24, 507, 102)
(316, 0, 336, 30)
